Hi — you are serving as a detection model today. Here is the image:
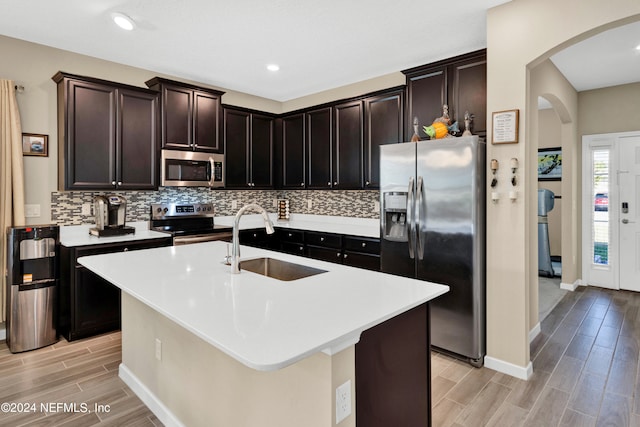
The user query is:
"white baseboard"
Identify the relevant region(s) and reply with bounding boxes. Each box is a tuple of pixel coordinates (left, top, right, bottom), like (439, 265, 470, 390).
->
(561, 279, 581, 292)
(119, 363, 185, 427)
(529, 322, 541, 343)
(484, 356, 533, 380)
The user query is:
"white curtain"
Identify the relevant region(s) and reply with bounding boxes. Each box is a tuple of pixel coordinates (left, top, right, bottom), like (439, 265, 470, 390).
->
(1, 79, 26, 322)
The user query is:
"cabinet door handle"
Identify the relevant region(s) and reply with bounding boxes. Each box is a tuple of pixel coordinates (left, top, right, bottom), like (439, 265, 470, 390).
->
(288, 233, 293, 237)
(111, 181, 116, 186)
(328, 182, 331, 186)
(344, 253, 348, 259)
(299, 246, 304, 251)
(117, 181, 122, 186)
(320, 237, 324, 242)
(334, 181, 338, 186)
(300, 182, 305, 187)
(365, 181, 370, 186)
(362, 242, 366, 248)
(123, 248, 129, 252)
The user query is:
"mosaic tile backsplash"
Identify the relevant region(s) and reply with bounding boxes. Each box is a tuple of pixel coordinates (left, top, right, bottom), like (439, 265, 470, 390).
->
(51, 188, 380, 226)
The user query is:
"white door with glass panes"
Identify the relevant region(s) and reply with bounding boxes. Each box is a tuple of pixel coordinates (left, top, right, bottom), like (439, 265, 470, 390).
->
(582, 131, 640, 291)
(618, 134, 640, 291)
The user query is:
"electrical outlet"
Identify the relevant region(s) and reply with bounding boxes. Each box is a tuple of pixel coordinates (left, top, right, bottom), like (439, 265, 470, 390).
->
(307, 199, 312, 210)
(374, 201, 380, 212)
(155, 338, 162, 361)
(335, 380, 351, 424)
(232, 200, 238, 210)
(81, 203, 91, 216)
(272, 198, 277, 208)
(24, 204, 41, 218)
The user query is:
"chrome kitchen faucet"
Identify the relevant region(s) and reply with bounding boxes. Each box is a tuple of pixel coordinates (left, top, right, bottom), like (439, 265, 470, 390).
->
(230, 204, 275, 274)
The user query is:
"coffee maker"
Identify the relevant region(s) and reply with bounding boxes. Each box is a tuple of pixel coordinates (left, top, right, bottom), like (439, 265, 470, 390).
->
(90, 194, 135, 237)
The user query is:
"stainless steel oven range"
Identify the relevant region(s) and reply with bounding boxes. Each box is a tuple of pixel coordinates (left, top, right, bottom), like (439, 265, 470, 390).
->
(149, 203, 232, 245)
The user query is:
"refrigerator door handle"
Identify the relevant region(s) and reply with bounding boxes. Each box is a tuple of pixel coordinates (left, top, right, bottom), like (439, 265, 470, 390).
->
(416, 176, 425, 260)
(407, 177, 415, 259)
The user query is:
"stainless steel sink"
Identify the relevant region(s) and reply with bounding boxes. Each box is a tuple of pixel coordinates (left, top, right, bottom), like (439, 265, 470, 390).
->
(239, 257, 327, 281)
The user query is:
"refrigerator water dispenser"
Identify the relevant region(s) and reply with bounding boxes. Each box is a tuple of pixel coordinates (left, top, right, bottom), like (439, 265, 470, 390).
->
(382, 192, 408, 242)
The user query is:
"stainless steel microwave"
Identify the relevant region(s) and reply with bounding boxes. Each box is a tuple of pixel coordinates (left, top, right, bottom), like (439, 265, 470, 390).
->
(161, 150, 224, 188)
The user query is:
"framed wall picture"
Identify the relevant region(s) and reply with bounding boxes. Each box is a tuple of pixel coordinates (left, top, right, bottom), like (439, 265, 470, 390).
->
(22, 133, 48, 157)
(538, 147, 562, 181)
(491, 109, 519, 144)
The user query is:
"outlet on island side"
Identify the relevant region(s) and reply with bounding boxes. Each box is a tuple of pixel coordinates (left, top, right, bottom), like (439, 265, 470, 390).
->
(335, 380, 351, 424)
(155, 338, 162, 361)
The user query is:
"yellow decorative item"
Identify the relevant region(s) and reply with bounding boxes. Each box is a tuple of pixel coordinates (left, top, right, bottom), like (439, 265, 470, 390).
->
(423, 121, 449, 139)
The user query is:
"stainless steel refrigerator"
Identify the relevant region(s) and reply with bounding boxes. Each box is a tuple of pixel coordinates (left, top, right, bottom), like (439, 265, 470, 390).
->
(380, 136, 485, 367)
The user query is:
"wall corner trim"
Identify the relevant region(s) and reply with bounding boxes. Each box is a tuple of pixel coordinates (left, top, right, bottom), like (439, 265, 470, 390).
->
(119, 363, 185, 427)
(529, 323, 541, 344)
(561, 280, 581, 291)
(484, 356, 533, 381)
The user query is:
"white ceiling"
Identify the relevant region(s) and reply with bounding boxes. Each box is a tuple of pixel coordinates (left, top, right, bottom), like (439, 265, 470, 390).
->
(550, 20, 640, 92)
(1, 1, 637, 102)
(0, 0, 509, 101)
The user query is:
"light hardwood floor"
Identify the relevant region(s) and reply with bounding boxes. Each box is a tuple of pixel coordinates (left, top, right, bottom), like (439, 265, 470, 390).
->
(1, 285, 638, 426)
(433, 285, 640, 427)
(0, 331, 161, 426)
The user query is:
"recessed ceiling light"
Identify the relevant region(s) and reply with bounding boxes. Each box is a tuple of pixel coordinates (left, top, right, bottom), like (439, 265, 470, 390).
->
(636, 44, 640, 51)
(111, 12, 136, 31)
(266, 64, 280, 72)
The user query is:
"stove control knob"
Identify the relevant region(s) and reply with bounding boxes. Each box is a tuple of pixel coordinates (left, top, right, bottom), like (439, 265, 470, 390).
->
(163, 207, 169, 214)
(156, 207, 162, 213)
(197, 207, 201, 212)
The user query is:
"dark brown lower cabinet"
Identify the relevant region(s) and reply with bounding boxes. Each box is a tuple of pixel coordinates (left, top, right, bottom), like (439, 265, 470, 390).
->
(356, 303, 431, 426)
(59, 237, 172, 341)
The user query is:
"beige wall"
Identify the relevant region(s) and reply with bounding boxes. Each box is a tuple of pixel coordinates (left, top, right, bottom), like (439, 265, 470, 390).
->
(579, 82, 640, 136)
(121, 293, 355, 427)
(487, 0, 640, 372)
(529, 59, 578, 333)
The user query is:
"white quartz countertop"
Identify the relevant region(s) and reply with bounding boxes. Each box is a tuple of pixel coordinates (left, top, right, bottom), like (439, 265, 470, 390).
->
(215, 213, 380, 238)
(60, 221, 170, 247)
(78, 241, 448, 371)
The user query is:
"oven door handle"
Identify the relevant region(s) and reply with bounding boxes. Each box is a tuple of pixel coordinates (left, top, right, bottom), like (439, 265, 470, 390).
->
(174, 233, 232, 245)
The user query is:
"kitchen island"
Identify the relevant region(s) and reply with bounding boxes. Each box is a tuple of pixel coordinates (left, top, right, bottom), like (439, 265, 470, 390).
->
(79, 241, 448, 427)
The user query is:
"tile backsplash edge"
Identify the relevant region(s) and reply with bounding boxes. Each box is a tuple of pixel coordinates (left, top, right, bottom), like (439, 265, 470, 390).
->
(52, 188, 380, 226)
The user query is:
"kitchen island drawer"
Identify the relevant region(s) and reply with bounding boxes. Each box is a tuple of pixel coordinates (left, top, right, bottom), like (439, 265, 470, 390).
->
(343, 236, 380, 255)
(305, 231, 341, 249)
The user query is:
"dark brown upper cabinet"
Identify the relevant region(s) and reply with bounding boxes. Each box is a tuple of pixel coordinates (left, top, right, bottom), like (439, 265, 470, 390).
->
(280, 114, 306, 189)
(403, 49, 486, 140)
(223, 106, 274, 189)
(145, 77, 225, 153)
(307, 107, 333, 189)
(363, 89, 404, 189)
(53, 72, 159, 191)
(276, 87, 404, 191)
(333, 100, 364, 190)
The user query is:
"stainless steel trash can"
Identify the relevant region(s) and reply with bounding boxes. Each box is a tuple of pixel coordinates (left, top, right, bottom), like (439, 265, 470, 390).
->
(6, 225, 59, 353)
